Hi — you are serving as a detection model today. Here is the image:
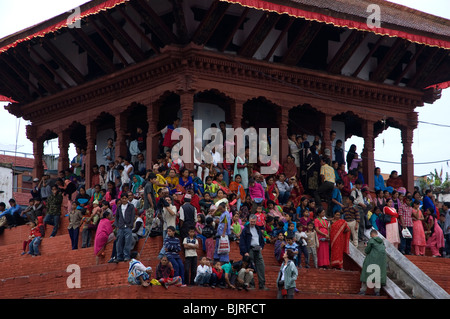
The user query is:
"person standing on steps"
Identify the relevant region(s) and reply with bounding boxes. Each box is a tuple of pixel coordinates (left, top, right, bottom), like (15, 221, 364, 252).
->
(276, 249, 298, 299)
(44, 185, 63, 238)
(239, 214, 268, 290)
(358, 229, 387, 296)
(114, 193, 135, 262)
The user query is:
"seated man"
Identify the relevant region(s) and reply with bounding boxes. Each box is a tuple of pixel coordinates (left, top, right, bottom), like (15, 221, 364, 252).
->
(127, 251, 153, 287)
(231, 256, 255, 291)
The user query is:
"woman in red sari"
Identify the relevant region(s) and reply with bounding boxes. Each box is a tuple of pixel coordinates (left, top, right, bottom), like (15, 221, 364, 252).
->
(288, 177, 304, 207)
(265, 175, 279, 205)
(330, 212, 351, 269)
(314, 208, 330, 268)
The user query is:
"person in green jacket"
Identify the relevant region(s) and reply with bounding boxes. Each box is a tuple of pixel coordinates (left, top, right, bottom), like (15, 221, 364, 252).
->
(359, 229, 387, 296)
(276, 249, 298, 299)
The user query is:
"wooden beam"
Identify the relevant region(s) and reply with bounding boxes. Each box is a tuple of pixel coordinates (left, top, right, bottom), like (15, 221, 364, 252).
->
(264, 16, 295, 61)
(239, 12, 281, 58)
(282, 21, 322, 65)
(191, 1, 230, 45)
(116, 6, 160, 54)
(352, 36, 385, 77)
(219, 7, 249, 52)
(0, 54, 42, 96)
(68, 27, 116, 74)
(170, 0, 189, 44)
(370, 38, 411, 83)
(14, 46, 61, 94)
(89, 17, 130, 66)
(411, 49, 448, 88)
(97, 12, 146, 63)
(0, 61, 33, 102)
(393, 45, 425, 85)
(28, 45, 71, 89)
(130, 0, 177, 45)
(326, 30, 367, 74)
(41, 38, 85, 85)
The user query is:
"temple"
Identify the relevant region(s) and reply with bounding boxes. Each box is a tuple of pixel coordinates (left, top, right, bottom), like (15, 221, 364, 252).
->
(1, 0, 449, 191)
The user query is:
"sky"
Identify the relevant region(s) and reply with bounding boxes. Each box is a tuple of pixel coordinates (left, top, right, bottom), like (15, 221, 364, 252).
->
(0, 0, 449, 178)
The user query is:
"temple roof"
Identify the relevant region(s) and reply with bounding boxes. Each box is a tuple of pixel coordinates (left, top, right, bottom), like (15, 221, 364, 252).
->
(0, 0, 449, 110)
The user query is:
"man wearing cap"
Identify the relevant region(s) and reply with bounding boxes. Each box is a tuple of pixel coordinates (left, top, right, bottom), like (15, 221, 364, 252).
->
(179, 193, 197, 240)
(30, 178, 41, 200)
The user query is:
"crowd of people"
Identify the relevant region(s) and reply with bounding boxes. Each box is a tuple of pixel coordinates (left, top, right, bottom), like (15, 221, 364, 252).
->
(1, 125, 449, 297)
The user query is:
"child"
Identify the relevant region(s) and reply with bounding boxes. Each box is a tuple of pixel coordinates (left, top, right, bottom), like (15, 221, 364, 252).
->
(204, 176, 219, 198)
(199, 192, 214, 214)
(230, 212, 243, 243)
(254, 205, 266, 232)
(21, 221, 42, 256)
(295, 224, 309, 268)
(264, 215, 274, 242)
(196, 213, 207, 251)
(67, 201, 84, 250)
(210, 260, 226, 288)
(156, 255, 183, 289)
(283, 213, 296, 233)
(298, 209, 312, 230)
(306, 221, 319, 268)
(266, 200, 286, 223)
(183, 227, 199, 286)
(203, 216, 216, 260)
(285, 222, 296, 238)
(29, 216, 44, 256)
(194, 257, 212, 286)
(80, 208, 92, 248)
(285, 235, 299, 266)
(272, 220, 285, 243)
(274, 232, 286, 264)
(163, 226, 186, 285)
(128, 251, 153, 287)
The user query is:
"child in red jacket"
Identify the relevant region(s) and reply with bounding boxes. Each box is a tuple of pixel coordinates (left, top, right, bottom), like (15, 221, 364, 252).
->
(210, 261, 225, 288)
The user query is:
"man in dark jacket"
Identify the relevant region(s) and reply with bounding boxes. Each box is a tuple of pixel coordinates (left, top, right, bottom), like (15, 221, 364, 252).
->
(115, 193, 135, 262)
(239, 214, 268, 290)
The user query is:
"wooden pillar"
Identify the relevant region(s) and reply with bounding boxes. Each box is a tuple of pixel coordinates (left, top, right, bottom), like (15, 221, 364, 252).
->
(32, 138, 45, 179)
(85, 122, 97, 189)
(146, 100, 159, 166)
(232, 98, 245, 155)
(114, 111, 128, 161)
(278, 106, 289, 162)
(179, 91, 195, 170)
(362, 120, 375, 190)
(57, 129, 70, 173)
(26, 125, 45, 178)
(321, 113, 333, 156)
(232, 99, 244, 129)
(401, 126, 414, 192)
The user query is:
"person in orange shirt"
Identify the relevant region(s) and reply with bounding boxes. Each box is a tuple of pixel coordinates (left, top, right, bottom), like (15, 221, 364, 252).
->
(229, 174, 246, 209)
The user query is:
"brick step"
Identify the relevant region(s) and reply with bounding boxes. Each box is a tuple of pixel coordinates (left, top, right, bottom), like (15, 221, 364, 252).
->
(0, 253, 364, 299)
(35, 284, 387, 300)
(0, 215, 72, 247)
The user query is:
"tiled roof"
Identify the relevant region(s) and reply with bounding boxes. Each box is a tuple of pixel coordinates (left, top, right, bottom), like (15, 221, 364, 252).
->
(0, 154, 48, 170)
(288, 0, 450, 38)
